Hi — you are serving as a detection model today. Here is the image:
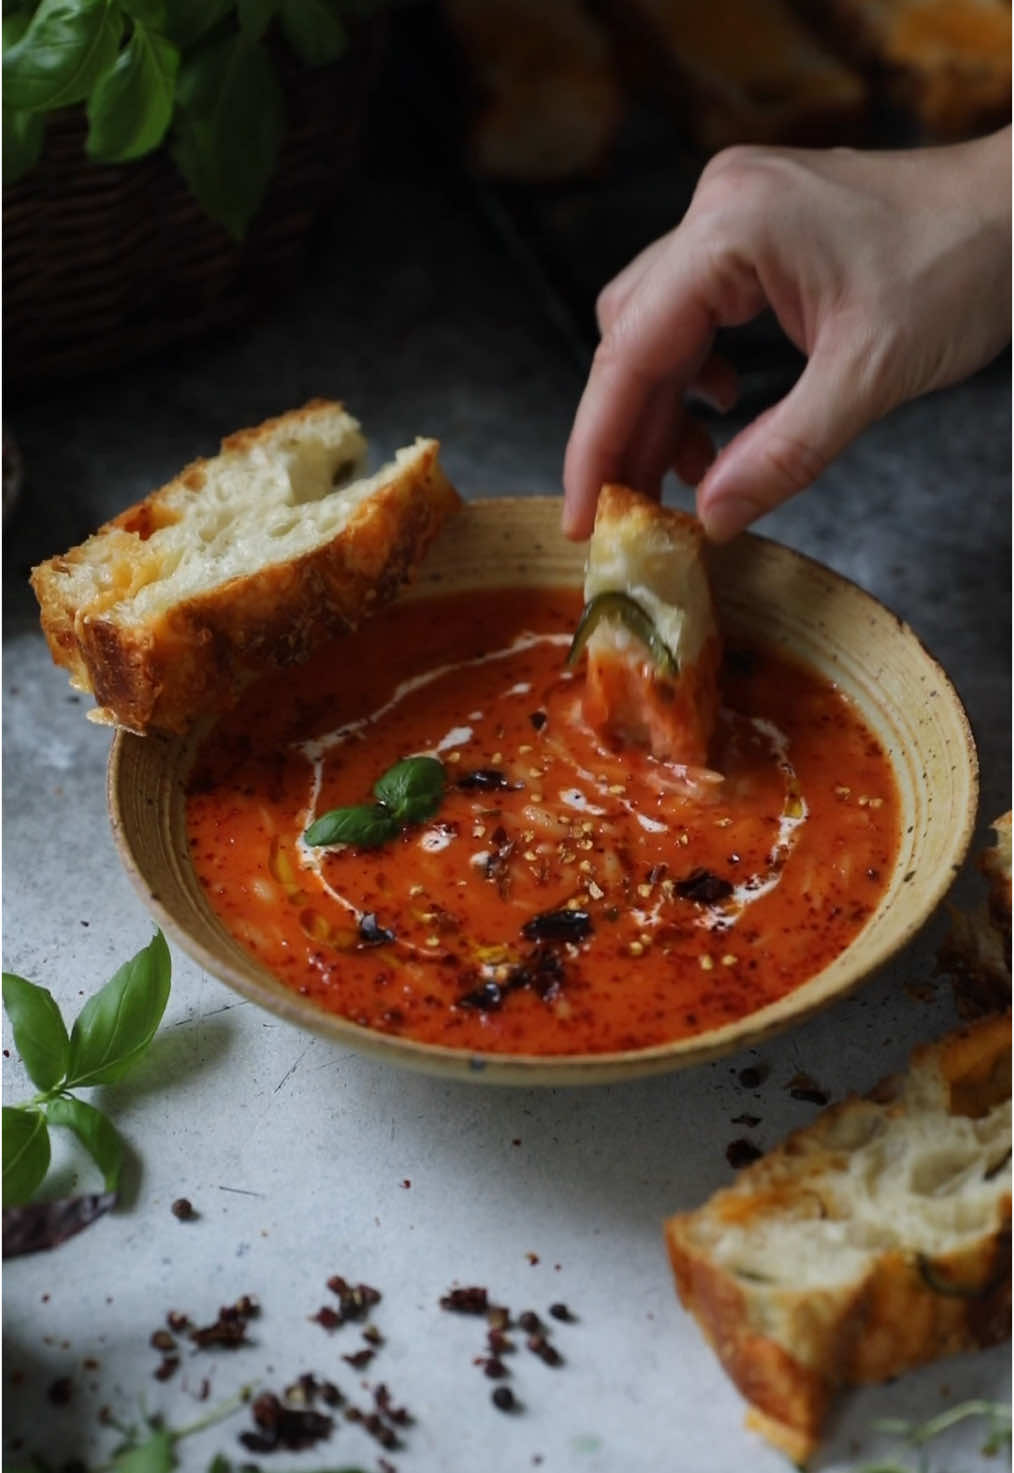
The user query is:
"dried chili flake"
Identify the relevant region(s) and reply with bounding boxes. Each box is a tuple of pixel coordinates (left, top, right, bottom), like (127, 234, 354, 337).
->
(737, 1064, 768, 1089)
(440, 1285, 489, 1314)
(190, 1296, 258, 1349)
(548, 1303, 575, 1322)
(170, 1197, 196, 1220)
(529, 711, 548, 731)
(674, 869, 733, 905)
(312, 1306, 342, 1331)
(517, 1310, 542, 1334)
(492, 1386, 518, 1412)
(326, 1277, 381, 1320)
(726, 1139, 763, 1170)
(526, 1334, 563, 1367)
(457, 769, 519, 791)
(374, 1382, 412, 1425)
(239, 1390, 333, 1453)
(153, 1356, 179, 1382)
(482, 1356, 509, 1379)
(787, 1072, 830, 1107)
(342, 1348, 375, 1370)
(47, 1376, 73, 1405)
(521, 909, 592, 942)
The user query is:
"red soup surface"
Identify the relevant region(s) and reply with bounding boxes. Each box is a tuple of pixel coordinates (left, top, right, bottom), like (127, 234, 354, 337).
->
(186, 587, 900, 1055)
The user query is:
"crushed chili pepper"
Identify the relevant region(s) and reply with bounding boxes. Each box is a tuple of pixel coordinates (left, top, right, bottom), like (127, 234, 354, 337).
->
(439, 1285, 489, 1314)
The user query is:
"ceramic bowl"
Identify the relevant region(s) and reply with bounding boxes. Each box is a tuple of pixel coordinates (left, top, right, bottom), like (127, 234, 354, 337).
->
(108, 497, 978, 1085)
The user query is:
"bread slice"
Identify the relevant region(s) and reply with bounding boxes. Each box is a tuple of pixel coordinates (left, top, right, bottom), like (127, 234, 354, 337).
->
(578, 485, 721, 767)
(600, 0, 868, 152)
(31, 401, 461, 734)
(794, 0, 1011, 140)
(666, 1012, 1012, 1466)
(440, 0, 624, 181)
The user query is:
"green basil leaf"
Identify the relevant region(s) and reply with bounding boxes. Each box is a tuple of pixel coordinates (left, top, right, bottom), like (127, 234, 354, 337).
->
(110, 1425, 174, 1473)
(3, 0, 123, 113)
(2, 104, 44, 180)
(170, 32, 283, 239)
(45, 1095, 124, 1193)
(373, 755, 446, 825)
(304, 803, 401, 850)
(2, 1106, 50, 1206)
(236, 0, 277, 40)
(86, 18, 178, 161)
(161, 0, 230, 49)
(279, 0, 347, 65)
(1, 972, 70, 1092)
(65, 930, 171, 1088)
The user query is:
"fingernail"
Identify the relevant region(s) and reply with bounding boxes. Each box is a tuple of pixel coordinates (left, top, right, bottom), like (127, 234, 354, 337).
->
(700, 494, 762, 543)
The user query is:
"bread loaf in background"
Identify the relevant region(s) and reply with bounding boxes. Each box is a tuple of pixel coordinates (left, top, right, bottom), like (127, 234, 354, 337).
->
(666, 1011, 1012, 1465)
(31, 401, 460, 735)
(440, 0, 624, 180)
(599, 0, 870, 152)
(794, 0, 1011, 140)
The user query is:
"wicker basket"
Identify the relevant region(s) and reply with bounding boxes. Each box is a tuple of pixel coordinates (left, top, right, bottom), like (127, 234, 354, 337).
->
(3, 23, 386, 390)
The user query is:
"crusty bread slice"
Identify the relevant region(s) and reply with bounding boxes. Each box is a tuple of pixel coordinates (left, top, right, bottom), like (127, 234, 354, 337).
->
(31, 400, 461, 734)
(580, 485, 722, 767)
(666, 1012, 1012, 1466)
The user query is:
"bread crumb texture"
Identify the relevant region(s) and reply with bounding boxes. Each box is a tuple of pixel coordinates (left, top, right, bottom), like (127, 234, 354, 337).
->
(31, 400, 461, 734)
(666, 1010, 1012, 1466)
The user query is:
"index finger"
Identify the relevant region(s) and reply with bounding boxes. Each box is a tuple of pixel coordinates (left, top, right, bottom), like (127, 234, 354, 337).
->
(561, 223, 761, 539)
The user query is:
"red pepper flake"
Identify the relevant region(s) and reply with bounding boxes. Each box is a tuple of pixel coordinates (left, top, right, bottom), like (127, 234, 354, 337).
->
(439, 1285, 489, 1314)
(47, 1376, 73, 1406)
(526, 1334, 563, 1367)
(787, 1071, 830, 1107)
(548, 1303, 575, 1322)
(153, 1356, 179, 1382)
(166, 1310, 191, 1333)
(342, 1348, 375, 1370)
(150, 1329, 176, 1352)
(726, 1138, 763, 1170)
(737, 1064, 768, 1089)
(170, 1197, 197, 1221)
(525, 1252, 539, 1265)
(401, 1179, 411, 1189)
(326, 1276, 382, 1321)
(517, 1311, 542, 1334)
(189, 1296, 258, 1349)
(312, 1306, 343, 1332)
(374, 1382, 412, 1426)
(482, 1356, 509, 1379)
(492, 1385, 519, 1412)
(239, 1391, 333, 1454)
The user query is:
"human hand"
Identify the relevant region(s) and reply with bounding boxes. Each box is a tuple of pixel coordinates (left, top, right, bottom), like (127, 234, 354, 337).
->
(562, 128, 1011, 542)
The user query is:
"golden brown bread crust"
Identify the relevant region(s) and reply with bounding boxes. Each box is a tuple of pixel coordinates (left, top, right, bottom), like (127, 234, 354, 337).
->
(792, 0, 1011, 140)
(31, 404, 461, 734)
(599, 0, 869, 152)
(665, 1012, 1012, 1466)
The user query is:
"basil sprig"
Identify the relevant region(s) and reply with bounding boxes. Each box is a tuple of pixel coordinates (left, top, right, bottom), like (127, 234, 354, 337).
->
(2, 930, 171, 1207)
(2, 0, 377, 236)
(305, 755, 446, 850)
(567, 591, 678, 677)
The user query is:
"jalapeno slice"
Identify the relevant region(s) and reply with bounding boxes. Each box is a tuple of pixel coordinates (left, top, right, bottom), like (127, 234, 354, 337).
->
(566, 591, 678, 677)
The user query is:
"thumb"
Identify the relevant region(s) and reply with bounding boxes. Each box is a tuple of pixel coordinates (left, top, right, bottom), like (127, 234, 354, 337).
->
(696, 338, 886, 541)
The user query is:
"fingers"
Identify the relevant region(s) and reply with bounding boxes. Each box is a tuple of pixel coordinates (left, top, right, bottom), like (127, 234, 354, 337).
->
(696, 338, 882, 541)
(562, 223, 763, 540)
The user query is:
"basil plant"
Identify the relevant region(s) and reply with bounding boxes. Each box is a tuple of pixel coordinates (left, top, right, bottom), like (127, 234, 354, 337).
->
(3, 0, 384, 238)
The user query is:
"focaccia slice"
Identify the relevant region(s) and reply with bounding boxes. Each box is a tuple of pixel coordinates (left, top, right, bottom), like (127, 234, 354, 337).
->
(576, 485, 721, 767)
(666, 1012, 1012, 1466)
(31, 401, 460, 735)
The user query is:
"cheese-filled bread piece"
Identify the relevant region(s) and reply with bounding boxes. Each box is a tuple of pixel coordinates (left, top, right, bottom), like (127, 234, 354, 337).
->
(31, 401, 460, 735)
(574, 485, 721, 767)
(666, 1012, 1012, 1466)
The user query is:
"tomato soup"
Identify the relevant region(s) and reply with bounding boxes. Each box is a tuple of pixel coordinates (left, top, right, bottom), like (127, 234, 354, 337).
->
(186, 587, 900, 1055)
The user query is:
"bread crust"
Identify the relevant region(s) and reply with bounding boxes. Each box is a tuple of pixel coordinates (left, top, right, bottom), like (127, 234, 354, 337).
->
(31, 403, 461, 734)
(666, 1012, 1012, 1465)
